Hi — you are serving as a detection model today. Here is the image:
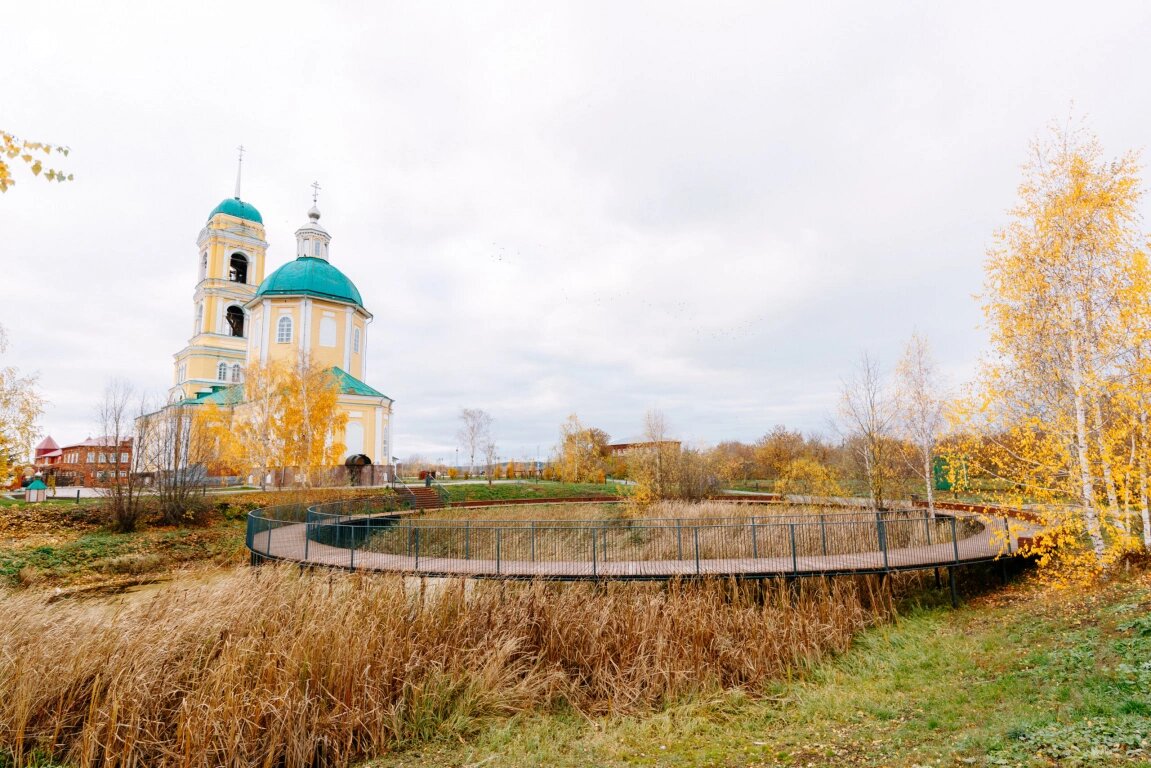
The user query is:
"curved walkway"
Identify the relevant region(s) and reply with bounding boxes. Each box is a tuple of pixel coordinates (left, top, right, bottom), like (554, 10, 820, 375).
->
(247, 497, 1038, 581)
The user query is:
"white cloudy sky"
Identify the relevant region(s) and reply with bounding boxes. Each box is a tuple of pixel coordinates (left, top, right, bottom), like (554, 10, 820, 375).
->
(4, 1, 1151, 462)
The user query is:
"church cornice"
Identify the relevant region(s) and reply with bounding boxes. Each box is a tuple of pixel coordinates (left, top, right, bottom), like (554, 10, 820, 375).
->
(196, 226, 269, 250)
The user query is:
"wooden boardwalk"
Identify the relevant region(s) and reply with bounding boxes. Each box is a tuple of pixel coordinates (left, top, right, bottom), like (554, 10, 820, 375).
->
(249, 510, 1035, 580)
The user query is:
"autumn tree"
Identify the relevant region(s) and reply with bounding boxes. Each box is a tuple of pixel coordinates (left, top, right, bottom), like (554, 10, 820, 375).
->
(753, 426, 806, 484)
(279, 357, 347, 486)
(896, 332, 946, 516)
(628, 410, 680, 500)
(1, 131, 72, 192)
(973, 120, 1145, 565)
(197, 356, 346, 488)
(482, 436, 499, 486)
(556, 414, 610, 483)
(776, 456, 843, 498)
(0, 324, 44, 483)
(838, 352, 897, 510)
(457, 408, 492, 478)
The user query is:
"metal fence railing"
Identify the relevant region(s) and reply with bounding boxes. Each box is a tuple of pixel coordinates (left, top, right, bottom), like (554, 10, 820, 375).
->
(246, 497, 1023, 578)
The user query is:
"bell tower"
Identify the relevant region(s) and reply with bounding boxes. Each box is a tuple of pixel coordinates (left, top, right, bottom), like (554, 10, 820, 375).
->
(170, 149, 269, 400)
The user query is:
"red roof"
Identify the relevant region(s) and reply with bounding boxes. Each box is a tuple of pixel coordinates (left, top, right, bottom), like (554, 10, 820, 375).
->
(35, 436, 60, 453)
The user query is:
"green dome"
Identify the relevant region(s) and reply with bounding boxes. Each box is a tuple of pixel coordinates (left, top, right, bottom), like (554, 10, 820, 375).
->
(208, 197, 263, 224)
(254, 257, 364, 307)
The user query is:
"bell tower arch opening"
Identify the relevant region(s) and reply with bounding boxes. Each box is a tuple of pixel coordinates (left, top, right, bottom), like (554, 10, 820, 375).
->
(225, 305, 246, 338)
(229, 253, 249, 284)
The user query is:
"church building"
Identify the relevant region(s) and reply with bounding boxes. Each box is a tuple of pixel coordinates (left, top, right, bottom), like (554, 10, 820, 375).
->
(168, 187, 393, 470)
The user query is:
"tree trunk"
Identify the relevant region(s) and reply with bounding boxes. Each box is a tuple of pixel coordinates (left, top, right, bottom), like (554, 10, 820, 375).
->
(1141, 410, 1151, 548)
(1071, 342, 1106, 561)
(922, 444, 936, 519)
(1093, 396, 1120, 515)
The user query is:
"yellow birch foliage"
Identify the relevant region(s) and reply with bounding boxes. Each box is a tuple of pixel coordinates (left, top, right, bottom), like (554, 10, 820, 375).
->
(962, 119, 1148, 579)
(194, 357, 346, 487)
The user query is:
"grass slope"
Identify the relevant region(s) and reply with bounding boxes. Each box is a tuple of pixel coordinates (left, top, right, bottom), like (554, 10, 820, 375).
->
(441, 481, 624, 503)
(369, 572, 1151, 768)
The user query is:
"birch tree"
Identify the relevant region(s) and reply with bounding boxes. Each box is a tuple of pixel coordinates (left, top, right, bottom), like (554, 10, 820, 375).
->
(457, 409, 492, 477)
(896, 333, 946, 516)
(977, 120, 1143, 564)
(838, 352, 896, 511)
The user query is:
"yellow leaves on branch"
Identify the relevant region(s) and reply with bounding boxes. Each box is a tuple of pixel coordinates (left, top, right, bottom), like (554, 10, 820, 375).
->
(962, 116, 1151, 572)
(193, 356, 346, 487)
(1, 131, 73, 192)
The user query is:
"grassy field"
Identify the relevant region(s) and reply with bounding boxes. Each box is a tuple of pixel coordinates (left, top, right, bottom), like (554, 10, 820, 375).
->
(0, 488, 397, 588)
(439, 481, 625, 503)
(366, 568, 1151, 768)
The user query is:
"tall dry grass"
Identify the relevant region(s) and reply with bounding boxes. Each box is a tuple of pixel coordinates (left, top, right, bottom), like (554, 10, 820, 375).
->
(364, 500, 980, 563)
(0, 566, 893, 768)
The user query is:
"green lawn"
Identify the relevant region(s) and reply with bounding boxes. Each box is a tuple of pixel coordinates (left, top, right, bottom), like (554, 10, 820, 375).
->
(440, 481, 626, 503)
(367, 572, 1151, 767)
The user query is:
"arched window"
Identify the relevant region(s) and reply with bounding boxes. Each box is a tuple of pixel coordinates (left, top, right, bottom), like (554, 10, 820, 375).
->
(217, 362, 228, 381)
(276, 316, 293, 343)
(228, 253, 248, 283)
(353, 327, 360, 353)
(231, 364, 242, 383)
(225, 305, 245, 337)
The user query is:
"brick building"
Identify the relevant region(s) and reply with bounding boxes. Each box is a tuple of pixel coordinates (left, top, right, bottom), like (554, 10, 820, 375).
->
(33, 435, 134, 486)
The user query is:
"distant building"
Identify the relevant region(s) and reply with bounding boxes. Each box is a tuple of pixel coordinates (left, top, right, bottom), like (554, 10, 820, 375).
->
(33, 435, 133, 486)
(607, 440, 681, 456)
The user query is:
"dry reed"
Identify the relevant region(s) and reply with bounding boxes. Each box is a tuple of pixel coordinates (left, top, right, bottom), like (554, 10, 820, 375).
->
(365, 500, 979, 563)
(0, 566, 893, 768)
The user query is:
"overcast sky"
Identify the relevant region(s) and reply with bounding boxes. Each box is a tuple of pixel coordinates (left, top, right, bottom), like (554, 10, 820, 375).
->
(4, 1, 1151, 462)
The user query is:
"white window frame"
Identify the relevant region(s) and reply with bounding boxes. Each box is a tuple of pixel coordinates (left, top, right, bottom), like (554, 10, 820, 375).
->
(277, 316, 293, 343)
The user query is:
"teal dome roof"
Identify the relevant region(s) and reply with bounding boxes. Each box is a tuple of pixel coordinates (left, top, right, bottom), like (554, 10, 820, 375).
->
(254, 257, 363, 307)
(209, 197, 263, 224)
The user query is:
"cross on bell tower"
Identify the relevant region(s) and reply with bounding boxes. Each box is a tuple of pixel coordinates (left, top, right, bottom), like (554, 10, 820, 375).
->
(310, 180, 321, 206)
(235, 145, 245, 198)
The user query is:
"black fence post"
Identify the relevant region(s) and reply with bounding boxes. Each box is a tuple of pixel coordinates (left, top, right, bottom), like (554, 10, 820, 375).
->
(751, 517, 759, 559)
(592, 527, 598, 578)
(496, 528, 502, 574)
(878, 513, 888, 570)
(414, 527, 420, 571)
(677, 519, 683, 560)
(820, 515, 827, 556)
(465, 521, 471, 560)
(790, 523, 798, 573)
(694, 527, 701, 575)
(951, 516, 960, 563)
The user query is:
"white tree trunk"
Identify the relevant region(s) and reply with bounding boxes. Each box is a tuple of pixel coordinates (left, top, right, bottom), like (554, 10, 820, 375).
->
(1093, 396, 1120, 514)
(1071, 343, 1106, 561)
(1141, 410, 1151, 548)
(922, 444, 935, 519)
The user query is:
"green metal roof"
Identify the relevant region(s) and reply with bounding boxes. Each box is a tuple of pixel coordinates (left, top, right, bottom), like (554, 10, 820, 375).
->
(26, 479, 47, 490)
(254, 257, 364, 307)
(331, 367, 390, 400)
(209, 197, 263, 224)
(175, 384, 242, 407)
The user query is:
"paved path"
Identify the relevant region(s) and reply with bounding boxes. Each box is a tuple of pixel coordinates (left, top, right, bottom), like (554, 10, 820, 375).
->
(250, 509, 1035, 580)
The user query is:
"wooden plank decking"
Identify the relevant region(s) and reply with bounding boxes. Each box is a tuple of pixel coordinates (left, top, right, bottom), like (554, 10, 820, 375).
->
(250, 512, 1034, 580)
